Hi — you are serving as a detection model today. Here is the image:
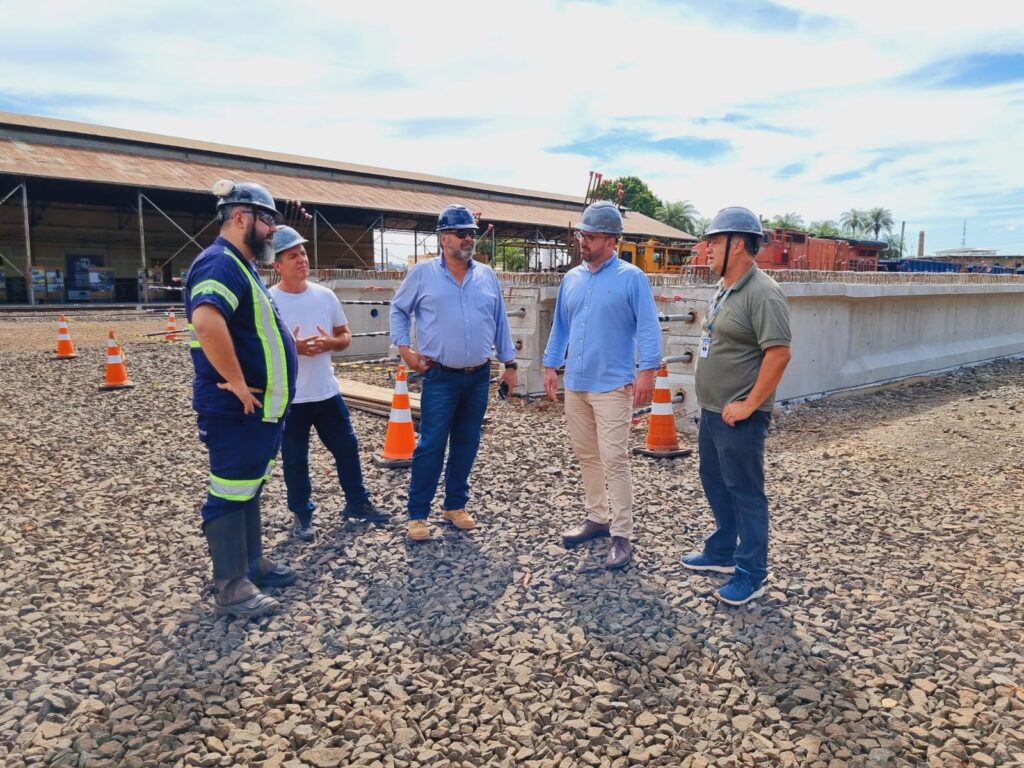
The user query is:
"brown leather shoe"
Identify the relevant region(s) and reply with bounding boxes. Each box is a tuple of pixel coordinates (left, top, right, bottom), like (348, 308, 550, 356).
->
(606, 537, 632, 570)
(562, 519, 611, 547)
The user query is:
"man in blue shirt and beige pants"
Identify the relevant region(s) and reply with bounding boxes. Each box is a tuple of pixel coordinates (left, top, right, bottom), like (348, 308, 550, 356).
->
(390, 204, 518, 542)
(543, 201, 662, 569)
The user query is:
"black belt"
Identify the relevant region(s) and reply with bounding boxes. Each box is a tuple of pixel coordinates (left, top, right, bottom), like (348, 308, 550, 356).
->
(434, 361, 490, 374)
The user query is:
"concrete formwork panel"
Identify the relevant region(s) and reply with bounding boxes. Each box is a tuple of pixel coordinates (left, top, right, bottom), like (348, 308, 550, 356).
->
(313, 271, 1024, 422)
(779, 282, 1024, 401)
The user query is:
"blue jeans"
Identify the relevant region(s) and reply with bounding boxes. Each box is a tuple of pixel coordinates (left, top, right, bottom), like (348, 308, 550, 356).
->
(197, 412, 283, 524)
(698, 408, 771, 583)
(407, 365, 490, 520)
(281, 394, 369, 522)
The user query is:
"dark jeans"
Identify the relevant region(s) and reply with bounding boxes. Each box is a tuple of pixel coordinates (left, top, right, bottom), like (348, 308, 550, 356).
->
(698, 408, 771, 584)
(407, 365, 490, 520)
(281, 394, 369, 522)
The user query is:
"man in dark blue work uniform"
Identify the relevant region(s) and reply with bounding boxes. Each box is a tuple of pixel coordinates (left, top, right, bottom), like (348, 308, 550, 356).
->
(185, 179, 299, 618)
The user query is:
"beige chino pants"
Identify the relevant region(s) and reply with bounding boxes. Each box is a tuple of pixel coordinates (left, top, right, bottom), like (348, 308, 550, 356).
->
(564, 386, 634, 539)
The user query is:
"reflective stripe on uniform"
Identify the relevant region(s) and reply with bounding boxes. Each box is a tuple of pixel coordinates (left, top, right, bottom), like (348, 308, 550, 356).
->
(208, 473, 263, 502)
(190, 279, 239, 311)
(224, 248, 290, 423)
(187, 322, 201, 349)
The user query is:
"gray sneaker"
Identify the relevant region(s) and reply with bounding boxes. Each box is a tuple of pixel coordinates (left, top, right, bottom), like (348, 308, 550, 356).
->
(293, 521, 315, 542)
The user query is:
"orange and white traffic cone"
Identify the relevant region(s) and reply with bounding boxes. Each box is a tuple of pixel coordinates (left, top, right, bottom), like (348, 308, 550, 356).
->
(633, 365, 691, 458)
(372, 364, 416, 468)
(99, 330, 135, 391)
(54, 315, 78, 359)
(163, 311, 179, 342)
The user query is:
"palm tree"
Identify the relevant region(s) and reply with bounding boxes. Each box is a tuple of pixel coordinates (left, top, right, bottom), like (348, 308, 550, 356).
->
(767, 212, 804, 230)
(840, 208, 865, 236)
(866, 207, 894, 240)
(691, 217, 712, 238)
(882, 232, 904, 259)
(654, 200, 699, 235)
(809, 220, 842, 237)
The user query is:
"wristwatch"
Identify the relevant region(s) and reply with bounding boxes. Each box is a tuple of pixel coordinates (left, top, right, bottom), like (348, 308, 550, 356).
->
(503, 360, 518, 370)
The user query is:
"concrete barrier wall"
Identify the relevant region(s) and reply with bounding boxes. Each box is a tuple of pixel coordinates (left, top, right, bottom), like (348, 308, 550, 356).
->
(312, 271, 1024, 428)
(779, 282, 1024, 401)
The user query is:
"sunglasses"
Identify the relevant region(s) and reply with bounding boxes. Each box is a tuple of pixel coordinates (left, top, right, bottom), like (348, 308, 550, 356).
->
(445, 230, 476, 240)
(243, 208, 279, 227)
(575, 231, 610, 243)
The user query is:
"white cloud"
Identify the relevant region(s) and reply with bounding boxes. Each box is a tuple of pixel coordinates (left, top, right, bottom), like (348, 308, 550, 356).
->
(2, 0, 1023, 253)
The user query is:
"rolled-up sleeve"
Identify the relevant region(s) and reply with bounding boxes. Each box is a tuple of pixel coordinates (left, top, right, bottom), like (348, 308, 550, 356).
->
(633, 272, 663, 370)
(389, 269, 419, 347)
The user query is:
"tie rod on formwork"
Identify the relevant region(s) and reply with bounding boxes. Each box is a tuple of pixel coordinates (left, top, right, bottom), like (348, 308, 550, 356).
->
(662, 352, 694, 364)
(658, 311, 696, 323)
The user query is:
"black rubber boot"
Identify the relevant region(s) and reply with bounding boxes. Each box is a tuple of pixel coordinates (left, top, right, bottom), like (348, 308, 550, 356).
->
(203, 510, 279, 618)
(245, 501, 297, 588)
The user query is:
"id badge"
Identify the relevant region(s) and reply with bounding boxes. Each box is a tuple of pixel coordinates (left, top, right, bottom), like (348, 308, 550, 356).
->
(699, 335, 711, 358)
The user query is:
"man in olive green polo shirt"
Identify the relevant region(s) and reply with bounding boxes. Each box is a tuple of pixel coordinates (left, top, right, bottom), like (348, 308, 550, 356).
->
(680, 207, 792, 607)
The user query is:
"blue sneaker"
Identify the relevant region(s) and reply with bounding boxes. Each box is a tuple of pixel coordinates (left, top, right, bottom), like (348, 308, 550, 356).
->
(680, 552, 736, 574)
(715, 571, 765, 606)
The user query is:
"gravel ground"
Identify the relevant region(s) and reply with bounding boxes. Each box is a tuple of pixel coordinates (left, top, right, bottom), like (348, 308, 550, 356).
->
(1, 312, 1022, 768)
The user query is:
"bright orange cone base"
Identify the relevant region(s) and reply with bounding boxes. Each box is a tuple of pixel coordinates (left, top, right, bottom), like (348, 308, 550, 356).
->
(373, 364, 416, 469)
(633, 365, 691, 459)
(54, 315, 78, 359)
(99, 330, 135, 391)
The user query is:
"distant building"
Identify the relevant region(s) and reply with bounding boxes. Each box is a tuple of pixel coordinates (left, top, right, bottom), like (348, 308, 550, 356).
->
(934, 247, 998, 260)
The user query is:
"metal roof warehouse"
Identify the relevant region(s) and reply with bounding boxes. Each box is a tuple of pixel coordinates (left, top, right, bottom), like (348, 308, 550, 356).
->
(0, 112, 693, 304)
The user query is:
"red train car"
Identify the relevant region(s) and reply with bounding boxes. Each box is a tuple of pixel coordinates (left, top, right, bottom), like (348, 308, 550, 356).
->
(692, 228, 884, 271)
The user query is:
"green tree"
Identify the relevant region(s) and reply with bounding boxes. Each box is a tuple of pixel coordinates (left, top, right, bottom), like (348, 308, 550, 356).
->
(840, 208, 865, 235)
(766, 212, 804, 230)
(691, 216, 712, 238)
(882, 232, 904, 259)
(808, 219, 842, 237)
(866, 206, 895, 240)
(595, 176, 661, 218)
(654, 200, 699, 234)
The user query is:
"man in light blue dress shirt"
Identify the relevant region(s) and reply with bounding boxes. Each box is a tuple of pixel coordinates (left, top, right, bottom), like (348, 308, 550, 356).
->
(390, 204, 518, 542)
(543, 201, 662, 569)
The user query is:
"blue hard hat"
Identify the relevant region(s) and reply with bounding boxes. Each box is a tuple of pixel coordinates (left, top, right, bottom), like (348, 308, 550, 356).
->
(436, 204, 478, 232)
(272, 225, 308, 255)
(213, 179, 282, 223)
(576, 200, 623, 234)
(704, 207, 762, 238)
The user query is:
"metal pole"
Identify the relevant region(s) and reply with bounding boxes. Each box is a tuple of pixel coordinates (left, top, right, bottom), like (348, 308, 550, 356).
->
(379, 215, 385, 271)
(138, 190, 148, 304)
(21, 183, 33, 305)
(313, 207, 319, 270)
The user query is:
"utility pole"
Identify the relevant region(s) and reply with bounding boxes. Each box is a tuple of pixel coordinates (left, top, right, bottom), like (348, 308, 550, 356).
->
(900, 221, 906, 258)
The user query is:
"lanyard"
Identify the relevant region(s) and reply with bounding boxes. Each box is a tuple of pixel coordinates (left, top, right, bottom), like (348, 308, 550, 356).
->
(705, 281, 734, 334)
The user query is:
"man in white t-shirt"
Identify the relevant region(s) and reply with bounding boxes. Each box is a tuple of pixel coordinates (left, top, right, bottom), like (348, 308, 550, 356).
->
(269, 226, 388, 540)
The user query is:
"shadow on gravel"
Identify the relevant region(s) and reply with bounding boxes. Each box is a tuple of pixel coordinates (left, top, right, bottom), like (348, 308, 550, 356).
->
(358, 530, 513, 648)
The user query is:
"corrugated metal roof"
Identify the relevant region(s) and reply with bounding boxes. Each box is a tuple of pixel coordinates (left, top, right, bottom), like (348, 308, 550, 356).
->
(0, 111, 575, 206)
(0, 133, 695, 241)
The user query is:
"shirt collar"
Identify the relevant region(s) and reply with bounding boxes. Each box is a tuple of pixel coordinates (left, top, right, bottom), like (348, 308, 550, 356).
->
(587, 253, 619, 275)
(729, 263, 758, 293)
(439, 255, 476, 276)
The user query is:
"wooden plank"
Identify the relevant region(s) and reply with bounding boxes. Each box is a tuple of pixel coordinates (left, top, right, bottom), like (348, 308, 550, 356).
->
(338, 377, 420, 419)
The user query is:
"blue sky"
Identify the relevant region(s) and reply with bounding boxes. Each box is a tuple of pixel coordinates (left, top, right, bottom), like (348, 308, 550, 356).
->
(1, 0, 1023, 254)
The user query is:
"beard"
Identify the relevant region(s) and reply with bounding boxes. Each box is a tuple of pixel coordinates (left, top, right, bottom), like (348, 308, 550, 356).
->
(450, 242, 475, 262)
(245, 221, 276, 265)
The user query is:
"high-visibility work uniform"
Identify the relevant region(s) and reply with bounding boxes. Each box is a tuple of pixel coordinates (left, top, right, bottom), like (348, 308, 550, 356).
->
(185, 237, 298, 523)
